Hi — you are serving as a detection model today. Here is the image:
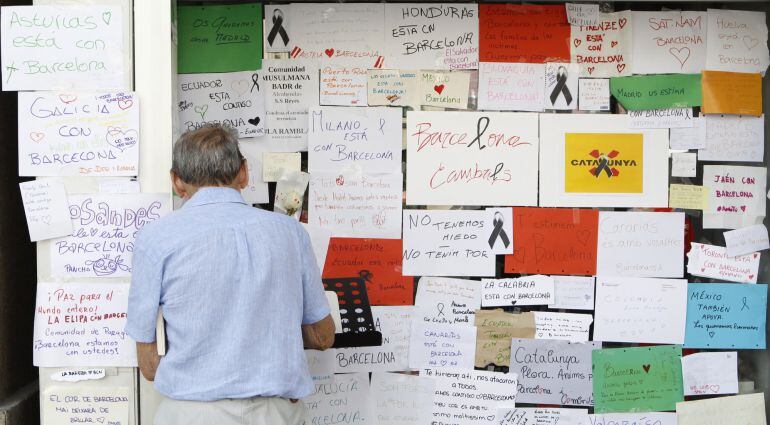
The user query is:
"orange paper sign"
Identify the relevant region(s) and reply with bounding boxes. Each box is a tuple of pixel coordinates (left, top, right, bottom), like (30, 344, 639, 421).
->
(479, 4, 571, 63)
(504, 207, 599, 275)
(702, 71, 762, 116)
(323, 238, 414, 306)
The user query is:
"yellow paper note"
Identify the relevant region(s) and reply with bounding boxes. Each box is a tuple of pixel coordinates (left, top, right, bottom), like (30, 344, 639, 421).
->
(564, 133, 644, 193)
(677, 393, 767, 425)
(669, 184, 708, 210)
(475, 309, 535, 367)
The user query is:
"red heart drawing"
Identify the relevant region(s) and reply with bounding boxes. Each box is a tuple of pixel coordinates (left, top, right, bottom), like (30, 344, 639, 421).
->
(587, 67, 595, 75)
(740, 206, 747, 212)
(749, 274, 755, 280)
(58, 94, 77, 104)
(701, 267, 706, 272)
(573, 38, 582, 48)
(642, 364, 651, 373)
(29, 132, 45, 143)
(118, 99, 133, 110)
(616, 63, 626, 73)
(754, 253, 759, 259)
(619, 18, 627, 29)
(335, 175, 345, 186)
(324, 48, 335, 58)
(434, 84, 445, 95)
(611, 40, 618, 48)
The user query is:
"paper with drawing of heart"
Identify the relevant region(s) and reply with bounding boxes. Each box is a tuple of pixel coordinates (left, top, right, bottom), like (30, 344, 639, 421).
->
(706, 9, 770, 74)
(632, 11, 707, 74)
(687, 242, 759, 283)
(19, 178, 72, 242)
(682, 352, 739, 396)
(419, 71, 471, 109)
(571, 11, 633, 77)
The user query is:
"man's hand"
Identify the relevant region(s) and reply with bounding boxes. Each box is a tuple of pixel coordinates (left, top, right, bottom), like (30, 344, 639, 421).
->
(302, 315, 335, 350)
(136, 342, 161, 381)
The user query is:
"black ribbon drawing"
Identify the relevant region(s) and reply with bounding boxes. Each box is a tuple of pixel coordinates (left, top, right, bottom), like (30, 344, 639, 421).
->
(436, 302, 446, 317)
(549, 66, 573, 106)
(594, 156, 613, 178)
(467, 116, 490, 151)
(250, 73, 260, 93)
(488, 211, 511, 249)
(742, 296, 749, 311)
(267, 9, 290, 47)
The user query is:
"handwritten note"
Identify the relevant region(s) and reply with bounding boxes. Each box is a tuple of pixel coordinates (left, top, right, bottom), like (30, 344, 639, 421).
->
(706, 9, 770, 74)
(309, 172, 402, 239)
(578, 78, 610, 111)
(698, 115, 764, 162)
(409, 323, 477, 369)
(1, 5, 125, 91)
(50, 194, 170, 278)
(475, 309, 535, 367)
(671, 152, 697, 177)
(632, 11, 707, 74)
(334, 306, 414, 373)
(239, 141, 269, 204)
(419, 71, 471, 109)
(262, 152, 300, 182)
(323, 238, 414, 305)
(505, 207, 599, 276)
(597, 211, 684, 277)
(628, 108, 694, 129)
(308, 107, 402, 173)
(498, 407, 589, 425)
(567, 3, 598, 27)
(19, 179, 72, 242)
(670, 117, 706, 149)
(43, 386, 129, 425)
(677, 393, 767, 425)
(18, 92, 139, 177)
(610, 74, 701, 110)
(406, 111, 539, 206)
(548, 276, 595, 311)
(682, 352, 739, 396)
(367, 69, 419, 107)
(669, 184, 708, 210)
(415, 277, 481, 325)
(477, 63, 545, 111)
(534, 312, 592, 342)
(34, 281, 134, 367)
(509, 339, 599, 406)
(384, 4, 478, 70)
(304, 373, 372, 425)
(422, 368, 517, 425)
(687, 242, 760, 283)
(370, 372, 434, 425)
(685, 283, 767, 349)
(402, 209, 494, 277)
(701, 70, 763, 116)
(571, 11, 633, 77)
(592, 345, 683, 413)
(479, 5, 571, 63)
(319, 61, 369, 106)
(590, 413, 677, 425)
(724, 224, 770, 257)
(544, 63, 579, 110)
(703, 165, 767, 229)
(481, 275, 554, 307)
(594, 277, 687, 344)
(261, 59, 319, 151)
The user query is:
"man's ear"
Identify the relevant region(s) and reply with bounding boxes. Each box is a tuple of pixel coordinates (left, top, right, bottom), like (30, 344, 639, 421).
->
(235, 160, 249, 190)
(170, 171, 188, 198)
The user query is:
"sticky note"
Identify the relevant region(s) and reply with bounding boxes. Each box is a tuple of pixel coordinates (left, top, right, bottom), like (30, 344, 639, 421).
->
(702, 71, 762, 115)
(669, 184, 708, 210)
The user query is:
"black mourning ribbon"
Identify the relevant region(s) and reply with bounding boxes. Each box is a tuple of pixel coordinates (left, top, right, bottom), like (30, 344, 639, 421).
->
(267, 9, 290, 47)
(549, 66, 573, 106)
(595, 156, 612, 178)
(250, 73, 260, 93)
(488, 211, 511, 249)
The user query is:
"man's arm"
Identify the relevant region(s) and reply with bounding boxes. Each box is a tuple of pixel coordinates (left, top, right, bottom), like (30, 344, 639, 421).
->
(136, 342, 161, 381)
(302, 314, 335, 350)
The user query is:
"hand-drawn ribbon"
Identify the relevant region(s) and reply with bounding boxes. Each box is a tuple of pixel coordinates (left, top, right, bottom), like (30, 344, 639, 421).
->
(594, 156, 613, 178)
(488, 211, 511, 249)
(467, 116, 490, 150)
(358, 270, 373, 282)
(436, 302, 446, 317)
(251, 73, 260, 93)
(742, 296, 749, 311)
(549, 66, 573, 106)
(267, 9, 290, 47)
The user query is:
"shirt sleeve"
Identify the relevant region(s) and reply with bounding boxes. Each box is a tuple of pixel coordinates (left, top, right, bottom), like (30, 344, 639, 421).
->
(298, 225, 331, 325)
(124, 231, 163, 343)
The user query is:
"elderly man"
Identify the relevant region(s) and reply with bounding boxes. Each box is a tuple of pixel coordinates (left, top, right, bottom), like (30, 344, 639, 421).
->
(125, 124, 334, 425)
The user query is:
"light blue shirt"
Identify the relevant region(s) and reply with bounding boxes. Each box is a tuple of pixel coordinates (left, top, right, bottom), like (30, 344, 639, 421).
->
(125, 187, 330, 401)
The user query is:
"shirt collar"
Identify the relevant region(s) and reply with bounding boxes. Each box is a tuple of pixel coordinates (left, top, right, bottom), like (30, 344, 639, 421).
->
(183, 187, 247, 208)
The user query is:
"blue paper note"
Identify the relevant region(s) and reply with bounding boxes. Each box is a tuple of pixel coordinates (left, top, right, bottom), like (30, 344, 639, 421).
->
(684, 283, 767, 349)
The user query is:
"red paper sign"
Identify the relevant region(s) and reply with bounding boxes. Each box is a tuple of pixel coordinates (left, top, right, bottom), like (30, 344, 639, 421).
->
(323, 238, 414, 305)
(479, 4, 571, 63)
(504, 207, 598, 275)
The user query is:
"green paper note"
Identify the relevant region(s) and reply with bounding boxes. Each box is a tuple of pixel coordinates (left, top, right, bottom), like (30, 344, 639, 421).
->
(592, 345, 683, 413)
(610, 74, 701, 110)
(178, 4, 263, 73)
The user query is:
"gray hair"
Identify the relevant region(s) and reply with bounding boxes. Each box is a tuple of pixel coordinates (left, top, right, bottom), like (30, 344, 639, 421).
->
(171, 124, 244, 186)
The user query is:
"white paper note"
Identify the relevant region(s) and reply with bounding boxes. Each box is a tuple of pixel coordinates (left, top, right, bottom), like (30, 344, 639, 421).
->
(706, 9, 770, 74)
(419, 71, 471, 109)
(578, 78, 610, 111)
(699, 115, 764, 162)
(370, 372, 435, 425)
(19, 179, 72, 242)
(632, 11, 708, 74)
(50, 369, 106, 383)
(628, 108, 694, 129)
(422, 368, 517, 425)
(262, 152, 301, 182)
(239, 140, 270, 205)
(478, 63, 545, 112)
(548, 276, 595, 311)
(544, 63, 579, 110)
(303, 373, 372, 424)
(703, 165, 767, 229)
(18, 91, 139, 177)
(682, 352, 739, 396)
(319, 61, 369, 106)
(262, 59, 319, 151)
(677, 393, 767, 425)
(481, 275, 555, 307)
(533, 312, 592, 342)
(567, 3, 599, 27)
(590, 413, 677, 425)
(498, 407, 589, 425)
(264, 5, 292, 53)
(724, 224, 770, 257)
(334, 306, 414, 373)
(594, 276, 688, 344)
(688, 242, 760, 283)
(571, 11, 633, 77)
(671, 152, 697, 178)
(367, 69, 420, 107)
(42, 386, 129, 425)
(670, 117, 706, 149)
(408, 323, 477, 370)
(414, 277, 481, 325)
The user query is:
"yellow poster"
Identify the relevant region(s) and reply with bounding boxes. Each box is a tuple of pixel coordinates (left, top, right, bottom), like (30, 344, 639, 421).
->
(565, 133, 643, 193)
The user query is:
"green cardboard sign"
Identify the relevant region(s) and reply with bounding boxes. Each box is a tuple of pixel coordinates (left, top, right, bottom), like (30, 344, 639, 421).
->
(178, 4, 262, 74)
(610, 74, 701, 110)
(592, 345, 683, 413)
